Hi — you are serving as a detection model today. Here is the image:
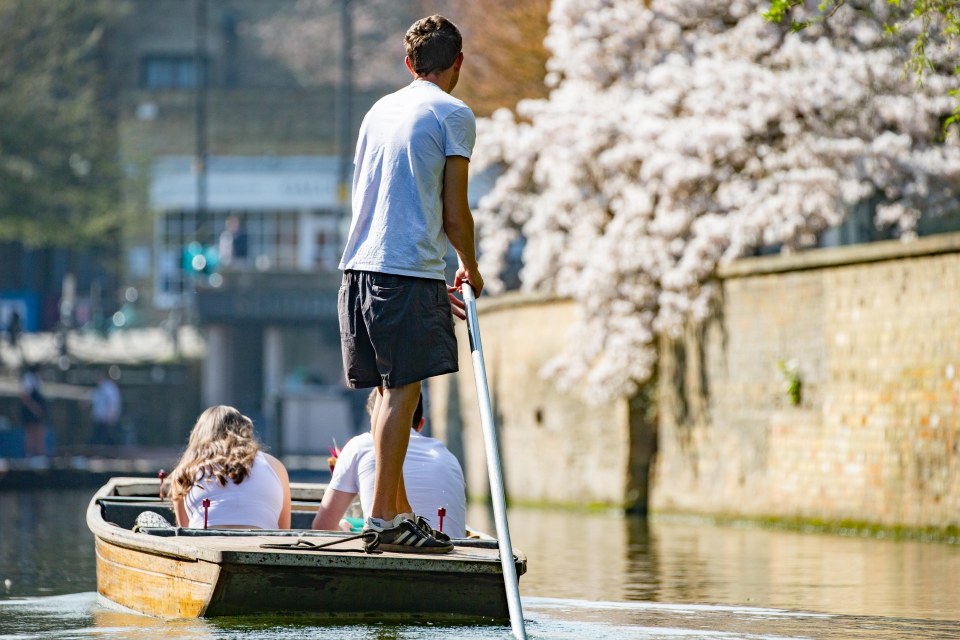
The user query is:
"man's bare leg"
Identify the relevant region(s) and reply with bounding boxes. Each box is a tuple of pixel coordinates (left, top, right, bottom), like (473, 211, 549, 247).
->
(370, 387, 413, 517)
(395, 472, 412, 516)
(370, 381, 420, 522)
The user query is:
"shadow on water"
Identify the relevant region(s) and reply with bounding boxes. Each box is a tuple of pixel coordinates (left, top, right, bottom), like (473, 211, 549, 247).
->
(3, 591, 960, 640)
(624, 515, 659, 602)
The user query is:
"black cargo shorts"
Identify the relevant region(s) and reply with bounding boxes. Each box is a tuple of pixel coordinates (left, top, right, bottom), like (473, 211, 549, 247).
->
(338, 270, 459, 389)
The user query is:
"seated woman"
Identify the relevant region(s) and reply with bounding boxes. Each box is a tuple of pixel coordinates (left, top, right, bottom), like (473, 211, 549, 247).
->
(168, 405, 291, 529)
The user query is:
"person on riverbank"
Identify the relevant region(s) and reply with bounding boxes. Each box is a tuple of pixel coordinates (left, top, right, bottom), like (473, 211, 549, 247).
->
(312, 390, 467, 538)
(168, 405, 291, 529)
(6, 310, 22, 354)
(88, 369, 122, 447)
(335, 14, 482, 553)
(218, 215, 248, 267)
(19, 363, 46, 457)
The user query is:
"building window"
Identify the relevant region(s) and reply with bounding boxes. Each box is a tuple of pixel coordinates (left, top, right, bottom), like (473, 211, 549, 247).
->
(141, 55, 207, 89)
(154, 210, 198, 308)
(239, 211, 299, 270)
(154, 210, 306, 308)
(310, 212, 342, 270)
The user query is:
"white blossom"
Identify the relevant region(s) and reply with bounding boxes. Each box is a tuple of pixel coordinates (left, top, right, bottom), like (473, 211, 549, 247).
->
(473, 0, 960, 403)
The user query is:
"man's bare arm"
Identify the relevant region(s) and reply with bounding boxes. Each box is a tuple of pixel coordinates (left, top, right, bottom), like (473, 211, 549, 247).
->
(312, 488, 358, 531)
(442, 155, 484, 299)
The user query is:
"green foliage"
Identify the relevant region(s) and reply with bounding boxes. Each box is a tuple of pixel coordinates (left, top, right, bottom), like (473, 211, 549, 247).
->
(656, 511, 960, 543)
(777, 359, 803, 406)
(763, 0, 848, 31)
(0, 0, 128, 247)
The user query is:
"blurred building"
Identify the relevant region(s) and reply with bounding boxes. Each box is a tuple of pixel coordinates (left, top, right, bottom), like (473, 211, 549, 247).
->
(0, 243, 116, 334)
(107, 0, 390, 450)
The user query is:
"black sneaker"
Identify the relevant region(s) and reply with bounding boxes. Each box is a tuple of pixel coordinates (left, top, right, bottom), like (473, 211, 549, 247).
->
(364, 516, 453, 554)
(416, 515, 451, 542)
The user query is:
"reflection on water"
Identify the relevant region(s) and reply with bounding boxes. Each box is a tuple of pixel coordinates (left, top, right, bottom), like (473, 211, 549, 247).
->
(1, 489, 959, 639)
(464, 505, 960, 622)
(0, 489, 97, 598)
(647, 517, 960, 621)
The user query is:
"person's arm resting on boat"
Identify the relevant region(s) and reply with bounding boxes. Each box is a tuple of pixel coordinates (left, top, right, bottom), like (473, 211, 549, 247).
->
(312, 488, 357, 531)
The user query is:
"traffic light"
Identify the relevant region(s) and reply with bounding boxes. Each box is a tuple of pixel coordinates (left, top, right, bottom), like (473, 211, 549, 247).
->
(182, 242, 219, 277)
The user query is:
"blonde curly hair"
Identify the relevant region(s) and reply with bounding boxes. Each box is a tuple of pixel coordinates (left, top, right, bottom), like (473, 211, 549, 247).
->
(168, 405, 260, 502)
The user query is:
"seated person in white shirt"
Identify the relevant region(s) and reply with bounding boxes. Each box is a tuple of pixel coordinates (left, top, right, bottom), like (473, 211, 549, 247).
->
(168, 405, 291, 529)
(313, 390, 467, 539)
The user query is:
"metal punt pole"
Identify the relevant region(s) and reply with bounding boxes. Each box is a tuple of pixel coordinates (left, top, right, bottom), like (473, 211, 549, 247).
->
(461, 283, 527, 640)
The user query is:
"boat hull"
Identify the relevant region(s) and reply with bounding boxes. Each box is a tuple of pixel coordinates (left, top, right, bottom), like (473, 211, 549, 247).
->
(88, 477, 525, 621)
(95, 537, 219, 617)
(205, 562, 511, 619)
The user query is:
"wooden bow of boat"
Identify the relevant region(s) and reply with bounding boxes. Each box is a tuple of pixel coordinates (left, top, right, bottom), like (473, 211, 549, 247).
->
(87, 477, 526, 621)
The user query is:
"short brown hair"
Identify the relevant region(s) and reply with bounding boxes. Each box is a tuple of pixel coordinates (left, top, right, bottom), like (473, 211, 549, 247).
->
(404, 15, 462, 76)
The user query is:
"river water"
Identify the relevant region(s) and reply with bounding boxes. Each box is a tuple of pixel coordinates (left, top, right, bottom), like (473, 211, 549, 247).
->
(1, 488, 959, 639)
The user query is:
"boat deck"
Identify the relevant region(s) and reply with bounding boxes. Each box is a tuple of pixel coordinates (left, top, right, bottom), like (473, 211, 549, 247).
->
(125, 529, 517, 572)
(96, 494, 514, 570)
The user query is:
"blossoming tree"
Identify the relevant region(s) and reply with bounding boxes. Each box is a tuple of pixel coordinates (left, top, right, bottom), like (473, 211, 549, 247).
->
(472, 0, 960, 402)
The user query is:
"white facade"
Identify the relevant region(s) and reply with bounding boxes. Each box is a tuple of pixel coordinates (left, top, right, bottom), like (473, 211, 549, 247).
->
(150, 156, 346, 309)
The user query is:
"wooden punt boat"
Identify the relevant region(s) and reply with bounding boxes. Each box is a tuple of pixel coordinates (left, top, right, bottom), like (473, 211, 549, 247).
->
(87, 477, 526, 621)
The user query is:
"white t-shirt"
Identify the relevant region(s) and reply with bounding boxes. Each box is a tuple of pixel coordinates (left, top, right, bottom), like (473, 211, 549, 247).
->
(329, 430, 467, 538)
(340, 78, 476, 280)
(185, 452, 283, 529)
(90, 379, 121, 424)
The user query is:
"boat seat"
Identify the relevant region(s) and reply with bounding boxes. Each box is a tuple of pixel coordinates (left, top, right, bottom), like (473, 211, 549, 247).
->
(97, 498, 318, 530)
(97, 499, 175, 530)
(290, 511, 315, 528)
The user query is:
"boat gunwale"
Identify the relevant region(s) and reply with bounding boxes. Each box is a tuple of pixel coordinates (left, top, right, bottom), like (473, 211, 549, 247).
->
(87, 477, 527, 574)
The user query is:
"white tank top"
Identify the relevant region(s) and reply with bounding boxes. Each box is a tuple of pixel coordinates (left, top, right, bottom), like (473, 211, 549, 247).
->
(184, 452, 283, 529)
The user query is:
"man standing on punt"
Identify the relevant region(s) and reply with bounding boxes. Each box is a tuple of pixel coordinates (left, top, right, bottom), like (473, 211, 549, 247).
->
(336, 14, 483, 553)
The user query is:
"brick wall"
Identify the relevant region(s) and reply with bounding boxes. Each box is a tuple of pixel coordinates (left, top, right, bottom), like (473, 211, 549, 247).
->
(652, 232, 960, 529)
(429, 294, 656, 510)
